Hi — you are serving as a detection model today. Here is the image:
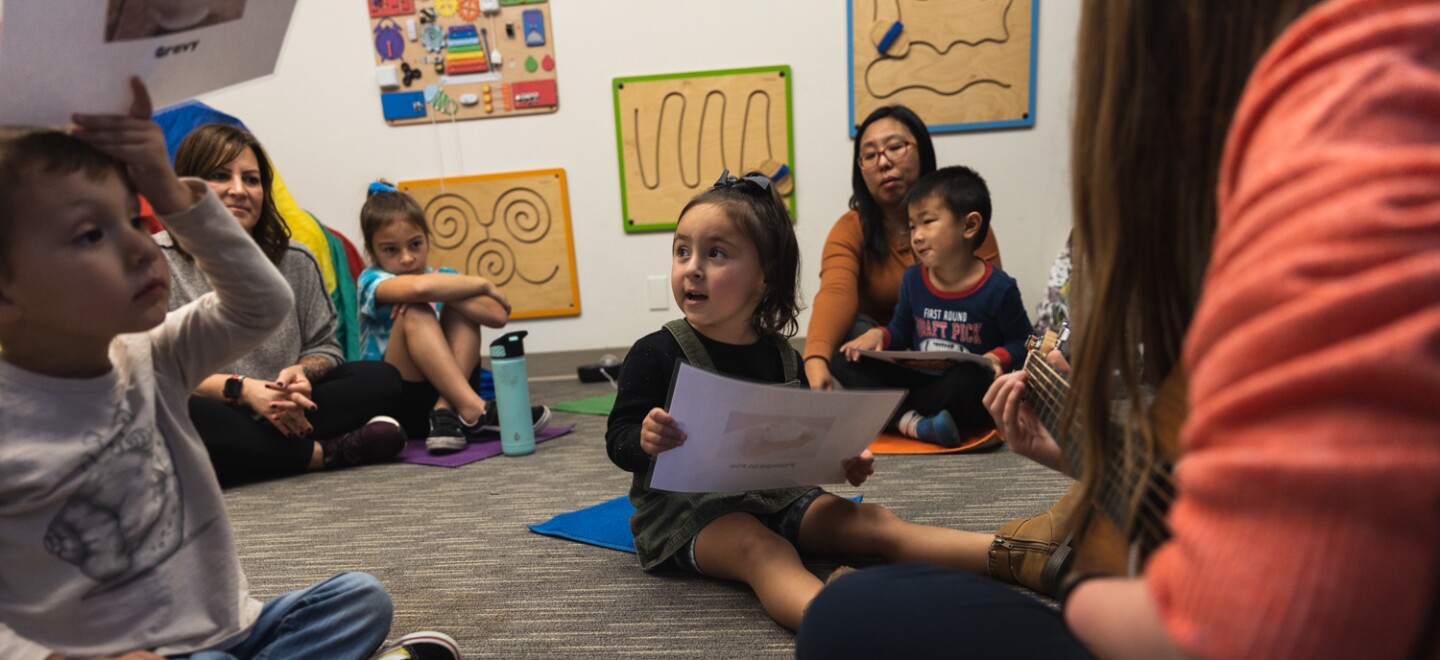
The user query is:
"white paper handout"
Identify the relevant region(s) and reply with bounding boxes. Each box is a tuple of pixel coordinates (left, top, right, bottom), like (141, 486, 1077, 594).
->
(0, 0, 298, 125)
(855, 349, 992, 373)
(651, 362, 905, 493)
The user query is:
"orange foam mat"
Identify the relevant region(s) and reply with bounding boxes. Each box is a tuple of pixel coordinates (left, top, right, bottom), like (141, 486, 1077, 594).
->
(869, 429, 1002, 455)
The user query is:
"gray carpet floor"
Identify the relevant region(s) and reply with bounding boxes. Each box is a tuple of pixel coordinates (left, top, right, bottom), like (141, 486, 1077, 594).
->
(222, 377, 1072, 658)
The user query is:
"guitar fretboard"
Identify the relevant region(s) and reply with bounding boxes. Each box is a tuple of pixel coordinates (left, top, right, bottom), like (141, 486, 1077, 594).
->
(1020, 348, 1174, 555)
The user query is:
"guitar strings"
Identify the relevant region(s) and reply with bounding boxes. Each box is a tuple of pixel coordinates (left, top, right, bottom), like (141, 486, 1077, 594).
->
(1024, 351, 1175, 546)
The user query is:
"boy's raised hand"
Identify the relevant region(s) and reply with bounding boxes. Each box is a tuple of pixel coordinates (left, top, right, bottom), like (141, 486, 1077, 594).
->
(640, 407, 685, 456)
(72, 76, 194, 215)
(842, 449, 875, 486)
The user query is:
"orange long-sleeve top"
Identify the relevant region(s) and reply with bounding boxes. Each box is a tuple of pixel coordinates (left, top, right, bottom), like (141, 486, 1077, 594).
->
(804, 210, 1001, 361)
(1147, 1, 1440, 657)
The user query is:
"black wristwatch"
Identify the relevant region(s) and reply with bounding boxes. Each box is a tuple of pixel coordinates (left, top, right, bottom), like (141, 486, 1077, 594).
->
(223, 374, 246, 404)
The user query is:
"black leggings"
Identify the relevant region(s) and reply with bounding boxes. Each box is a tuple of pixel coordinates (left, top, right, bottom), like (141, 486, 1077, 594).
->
(189, 361, 405, 486)
(796, 563, 1092, 659)
(832, 356, 994, 432)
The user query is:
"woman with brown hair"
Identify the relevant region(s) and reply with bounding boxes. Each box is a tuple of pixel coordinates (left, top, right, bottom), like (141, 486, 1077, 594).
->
(160, 123, 409, 485)
(798, 1, 1440, 657)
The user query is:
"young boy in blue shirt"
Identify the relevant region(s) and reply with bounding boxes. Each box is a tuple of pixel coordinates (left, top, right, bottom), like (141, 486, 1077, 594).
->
(840, 166, 1033, 446)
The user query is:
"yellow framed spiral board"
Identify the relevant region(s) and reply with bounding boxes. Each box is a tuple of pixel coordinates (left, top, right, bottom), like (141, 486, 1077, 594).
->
(398, 169, 580, 319)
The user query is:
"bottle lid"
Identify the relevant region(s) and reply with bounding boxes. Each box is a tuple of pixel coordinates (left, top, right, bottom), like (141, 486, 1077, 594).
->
(489, 330, 528, 358)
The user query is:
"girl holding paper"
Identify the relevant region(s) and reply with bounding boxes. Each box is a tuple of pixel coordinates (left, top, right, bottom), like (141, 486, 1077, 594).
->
(604, 171, 998, 631)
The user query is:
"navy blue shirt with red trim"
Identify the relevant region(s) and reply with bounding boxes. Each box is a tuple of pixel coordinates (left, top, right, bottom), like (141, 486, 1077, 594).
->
(880, 263, 1033, 370)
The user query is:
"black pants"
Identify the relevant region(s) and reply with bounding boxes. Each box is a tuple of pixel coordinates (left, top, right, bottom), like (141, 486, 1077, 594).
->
(833, 357, 994, 432)
(392, 365, 496, 441)
(824, 315, 993, 432)
(190, 361, 405, 486)
(396, 378, 440, 441)
(796, 563, 1092, 659)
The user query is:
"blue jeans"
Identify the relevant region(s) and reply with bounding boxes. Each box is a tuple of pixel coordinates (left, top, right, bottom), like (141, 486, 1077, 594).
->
(180, 572, 392, 660)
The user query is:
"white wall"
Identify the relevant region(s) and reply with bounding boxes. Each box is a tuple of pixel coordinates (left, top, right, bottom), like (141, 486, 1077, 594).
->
(197, 0, 1078, 354)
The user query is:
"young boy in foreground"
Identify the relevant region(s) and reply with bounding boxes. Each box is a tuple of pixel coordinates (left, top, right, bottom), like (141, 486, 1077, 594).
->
(0, 79, 456, 660)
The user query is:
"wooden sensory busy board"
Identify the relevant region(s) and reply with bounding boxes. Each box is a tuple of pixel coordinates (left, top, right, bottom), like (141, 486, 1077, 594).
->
(367, 0, 559, 125)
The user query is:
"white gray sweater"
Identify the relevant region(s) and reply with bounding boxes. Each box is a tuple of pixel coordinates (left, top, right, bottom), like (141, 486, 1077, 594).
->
(0, 182, 292, 659)
(156, 232, 342, 379)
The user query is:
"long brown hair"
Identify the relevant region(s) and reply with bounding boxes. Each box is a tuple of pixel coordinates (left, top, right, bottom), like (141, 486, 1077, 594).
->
(1066, 0, 1324, 510)
(173, 124, 290, 264)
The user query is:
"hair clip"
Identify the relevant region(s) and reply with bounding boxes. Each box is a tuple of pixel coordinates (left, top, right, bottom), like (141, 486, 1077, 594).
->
(712, 169, 772, 192)
(367, 181, 399, 196)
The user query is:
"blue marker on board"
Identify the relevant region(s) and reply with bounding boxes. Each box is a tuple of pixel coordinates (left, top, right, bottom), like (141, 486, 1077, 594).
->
(877, 20, 903, 54)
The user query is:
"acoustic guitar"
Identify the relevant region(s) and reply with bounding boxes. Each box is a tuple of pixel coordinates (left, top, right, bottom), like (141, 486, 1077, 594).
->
(1016, 328, 1187, 578)
(1016, 332, 1440, 657)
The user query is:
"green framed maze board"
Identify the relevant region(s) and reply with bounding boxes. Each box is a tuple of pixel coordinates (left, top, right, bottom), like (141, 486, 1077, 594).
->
(613, 65, 796, 233)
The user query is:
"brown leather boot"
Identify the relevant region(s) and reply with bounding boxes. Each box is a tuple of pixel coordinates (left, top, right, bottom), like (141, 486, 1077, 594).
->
(988, 485, 1081, 596)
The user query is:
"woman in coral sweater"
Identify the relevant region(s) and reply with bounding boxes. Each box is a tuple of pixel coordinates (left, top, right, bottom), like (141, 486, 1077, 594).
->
(803, 105, 1000, 390)
(799, 1, 1440, 658)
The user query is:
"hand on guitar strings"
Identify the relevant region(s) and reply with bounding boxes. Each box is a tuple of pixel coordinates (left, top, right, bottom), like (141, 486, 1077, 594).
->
(983, 349, 1070, 474)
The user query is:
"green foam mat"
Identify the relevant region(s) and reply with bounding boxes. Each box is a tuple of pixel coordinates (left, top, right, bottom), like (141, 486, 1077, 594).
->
(550, 392, 617, 416)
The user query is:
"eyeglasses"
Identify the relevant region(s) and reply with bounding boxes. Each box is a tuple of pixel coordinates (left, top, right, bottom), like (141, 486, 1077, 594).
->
(857, 141, 914, 171)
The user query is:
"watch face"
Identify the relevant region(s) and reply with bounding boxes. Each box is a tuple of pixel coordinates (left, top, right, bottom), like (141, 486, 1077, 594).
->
(224, 376, 243, 400)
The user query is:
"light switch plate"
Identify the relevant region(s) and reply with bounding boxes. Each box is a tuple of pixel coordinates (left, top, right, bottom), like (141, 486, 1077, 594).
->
(647, 275, 669, 311)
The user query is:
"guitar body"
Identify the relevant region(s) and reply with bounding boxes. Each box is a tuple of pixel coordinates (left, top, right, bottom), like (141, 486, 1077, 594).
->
(994, 329, 1190, 590)
(1068, 504, 1132, 576)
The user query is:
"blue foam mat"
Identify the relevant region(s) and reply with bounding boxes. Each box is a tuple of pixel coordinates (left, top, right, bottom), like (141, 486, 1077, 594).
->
(529, 496, 638, 553)
(529, 494, 864, 554)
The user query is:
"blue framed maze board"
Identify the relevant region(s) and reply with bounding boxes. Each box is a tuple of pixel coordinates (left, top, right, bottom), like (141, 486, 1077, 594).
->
(848, 0, 1037, 136)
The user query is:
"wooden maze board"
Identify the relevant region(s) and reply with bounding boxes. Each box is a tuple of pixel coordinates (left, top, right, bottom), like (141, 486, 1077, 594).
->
(368, 0, 559, 125)
(398, 169, 580, 319)
(848, 0, 1036, 135)
(613, 66, 796, 233)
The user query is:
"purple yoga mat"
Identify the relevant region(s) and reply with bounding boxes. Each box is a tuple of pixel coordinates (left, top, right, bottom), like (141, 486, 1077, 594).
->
(396, 423, 576, 467)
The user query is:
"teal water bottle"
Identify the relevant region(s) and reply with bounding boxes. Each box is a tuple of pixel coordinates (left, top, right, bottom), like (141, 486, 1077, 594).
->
(490, 330, 535, 456)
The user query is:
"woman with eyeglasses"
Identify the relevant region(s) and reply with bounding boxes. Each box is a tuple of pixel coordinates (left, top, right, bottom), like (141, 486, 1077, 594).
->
(803, 105, 1001, 391)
